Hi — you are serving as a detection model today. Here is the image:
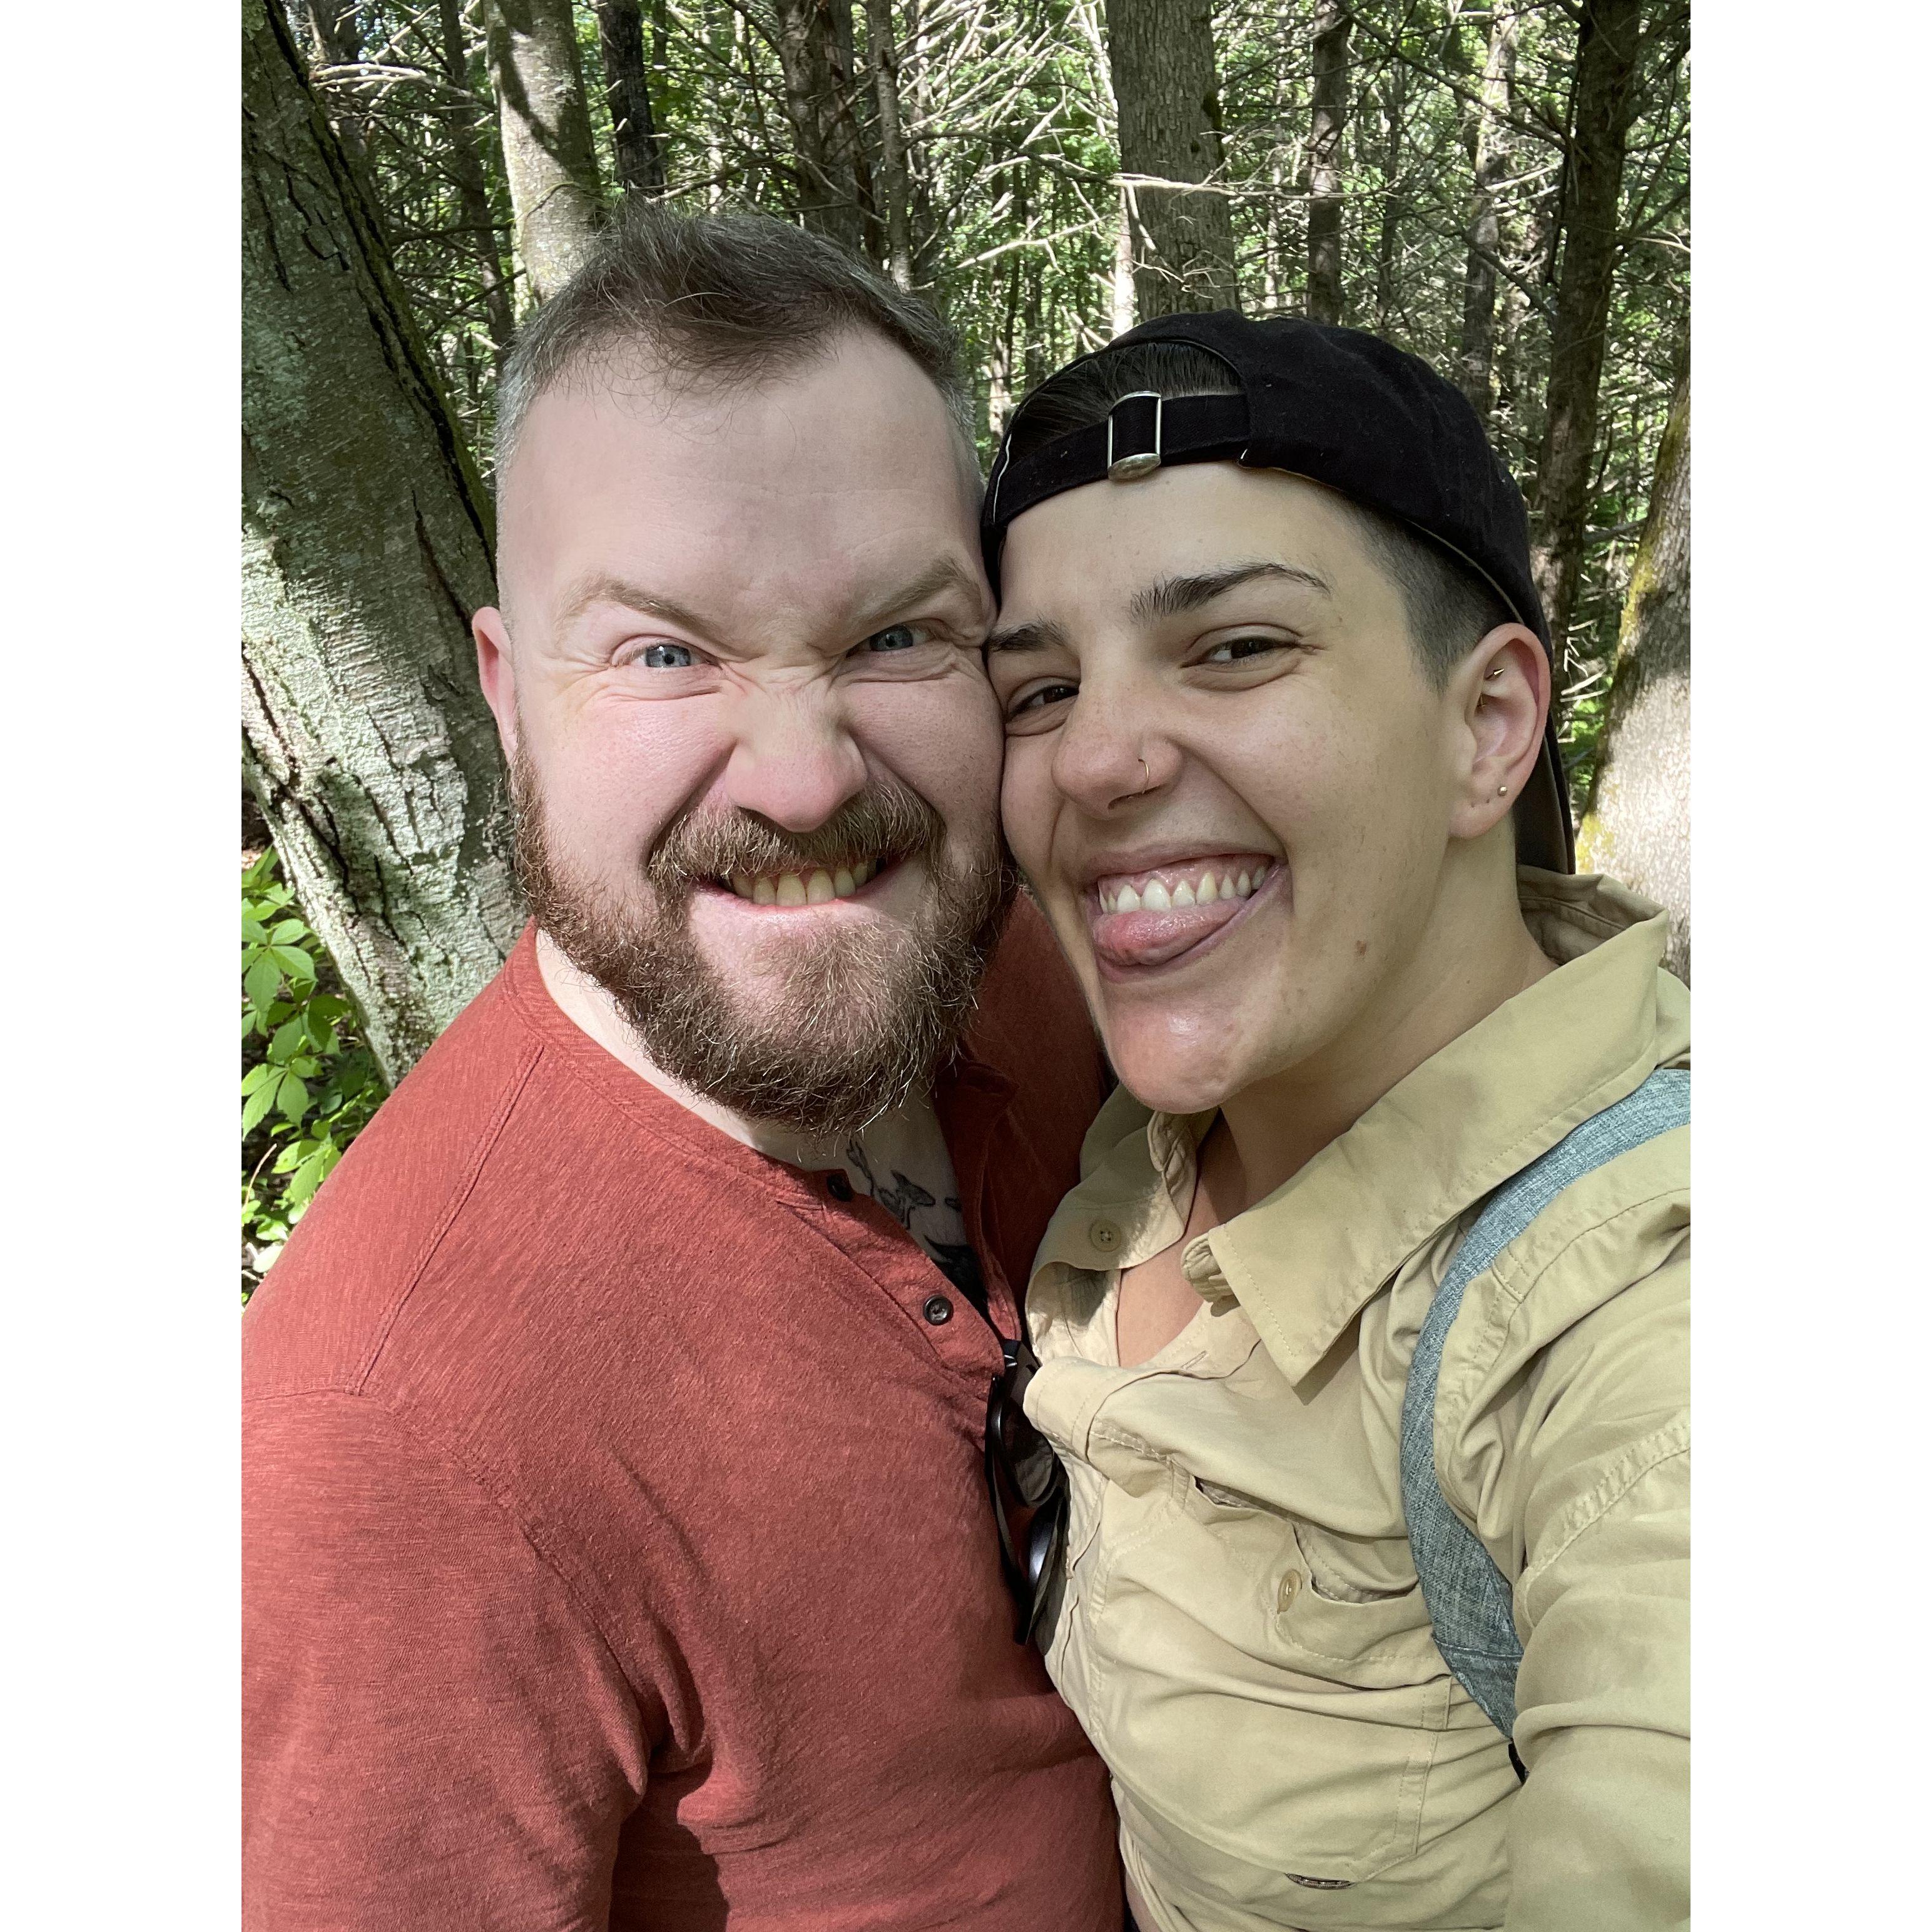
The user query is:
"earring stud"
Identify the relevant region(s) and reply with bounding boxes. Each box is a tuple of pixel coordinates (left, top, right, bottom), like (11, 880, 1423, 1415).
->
(1497, 784, 1508, 796)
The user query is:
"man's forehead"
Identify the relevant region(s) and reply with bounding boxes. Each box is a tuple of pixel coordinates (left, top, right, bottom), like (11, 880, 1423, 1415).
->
(504, 331, 972, 502)
(497, 340, 985, 630)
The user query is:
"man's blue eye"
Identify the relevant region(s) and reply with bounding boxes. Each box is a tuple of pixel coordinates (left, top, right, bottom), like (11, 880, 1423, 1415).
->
(639, 643, 695, 669)
(865, 626, 920, 653)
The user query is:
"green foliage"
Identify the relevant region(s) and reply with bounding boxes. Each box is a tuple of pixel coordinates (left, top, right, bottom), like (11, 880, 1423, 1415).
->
(242, 849, 387, 1297)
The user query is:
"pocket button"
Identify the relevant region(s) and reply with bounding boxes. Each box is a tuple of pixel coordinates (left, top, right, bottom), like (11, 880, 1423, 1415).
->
(1276, 1568, 1303, 1611)
(1090, 1220, 1122, 1252)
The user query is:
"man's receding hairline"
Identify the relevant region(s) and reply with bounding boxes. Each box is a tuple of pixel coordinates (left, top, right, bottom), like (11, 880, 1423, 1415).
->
(499, 322, 982, 499)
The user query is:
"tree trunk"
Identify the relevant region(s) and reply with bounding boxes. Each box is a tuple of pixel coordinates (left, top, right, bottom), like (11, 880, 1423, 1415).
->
(1575, 375, 1689, 981)
(1457, 0, 1519, 422)
(303, 3, 369, 169)
(486, 0, 604, 303)
(1106, 0, 1239, 318)
(243, 0, 522, 1082)
(435, 0, 517, 367)
(1530, 0, 1644, 651)
(593, 0, 668, 195)
(1373, 63, 1406, 332)
(1305, 0, 1350, 325)
(866, 0, 915, 288)
(774, 1, 877, 257)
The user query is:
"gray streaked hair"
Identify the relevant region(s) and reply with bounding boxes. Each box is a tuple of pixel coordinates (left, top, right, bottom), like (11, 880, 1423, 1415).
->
(494, 203, 974, 477)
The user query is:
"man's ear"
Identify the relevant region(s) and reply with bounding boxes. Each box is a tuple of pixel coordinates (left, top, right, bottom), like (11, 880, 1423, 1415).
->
(473, 607, 519, 760)
(1447, 623, 1549, 842)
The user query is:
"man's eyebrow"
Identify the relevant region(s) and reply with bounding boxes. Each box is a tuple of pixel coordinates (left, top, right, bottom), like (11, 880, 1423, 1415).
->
(850, 556, 985, 634)
(1129, 561, 1331, 624)
(556, 572, 709, 634)
(984, 617, 1072, 656)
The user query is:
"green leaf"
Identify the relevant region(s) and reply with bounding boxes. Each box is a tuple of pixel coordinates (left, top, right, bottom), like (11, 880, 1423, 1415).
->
(241, 1061, 277, 1095)
(244, 953, 283, 1012)
(242, 1080, 278, 1134)
(270, 918, 310, 946)
(310, 995, 352, 1023)
(277, 1070, 310, 1126)
(242, 917, 268, 945)
(305, 1007, 335, 1051)
(285, 1139, 342, 1209)
(269, 945, 315, 984)
(288, 1055, 319, 1079)
(268, 1018, 306, 1064)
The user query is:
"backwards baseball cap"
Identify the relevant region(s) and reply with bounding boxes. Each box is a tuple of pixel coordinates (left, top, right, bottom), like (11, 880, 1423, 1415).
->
(981, 310, 1574, 873)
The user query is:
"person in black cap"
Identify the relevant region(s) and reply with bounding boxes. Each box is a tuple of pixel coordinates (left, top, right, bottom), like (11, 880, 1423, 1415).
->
(981, 314, 1689, 1932)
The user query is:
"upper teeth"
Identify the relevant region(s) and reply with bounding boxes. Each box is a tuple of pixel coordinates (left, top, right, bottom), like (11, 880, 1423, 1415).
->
(1099, 860, 1270, 915)
(728, 857, 881, 905)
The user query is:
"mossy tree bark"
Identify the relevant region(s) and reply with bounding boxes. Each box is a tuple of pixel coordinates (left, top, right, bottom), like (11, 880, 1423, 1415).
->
(1106, 0, 1239, 318)
(773, 0, 878, 260)
(1304, 0, 1351, 325)
(485, 0, 604, 303)
(1457, 0, 1519, 424)
(1530, 0, 1644, 650)
(593, 0, 668, 196)
(1577, 375, 1689, 981)
(243, 0, 523, 1083)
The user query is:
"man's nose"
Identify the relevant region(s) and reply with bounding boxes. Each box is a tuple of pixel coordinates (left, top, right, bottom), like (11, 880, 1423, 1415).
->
(1048, 675, 1177, 815)
(720, 681, 870, 832)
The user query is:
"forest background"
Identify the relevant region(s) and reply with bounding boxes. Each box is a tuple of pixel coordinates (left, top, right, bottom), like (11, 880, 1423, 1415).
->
(241, 0, 1691, 1295)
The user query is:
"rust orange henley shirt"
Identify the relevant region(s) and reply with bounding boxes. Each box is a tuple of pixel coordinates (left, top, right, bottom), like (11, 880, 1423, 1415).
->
(242, 905, 1120, 1930)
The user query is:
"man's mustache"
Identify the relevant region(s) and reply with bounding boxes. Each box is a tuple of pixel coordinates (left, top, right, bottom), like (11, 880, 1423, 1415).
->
(646, 779, 947, 889)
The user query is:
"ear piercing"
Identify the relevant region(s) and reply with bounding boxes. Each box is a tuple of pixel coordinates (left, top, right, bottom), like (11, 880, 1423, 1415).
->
(1497, 784, 1509, 796)
(1485, 666, 1505, 681)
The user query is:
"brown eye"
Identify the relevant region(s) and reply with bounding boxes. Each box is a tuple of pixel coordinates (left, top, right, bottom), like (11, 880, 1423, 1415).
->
(1202, 636, 1281, 664)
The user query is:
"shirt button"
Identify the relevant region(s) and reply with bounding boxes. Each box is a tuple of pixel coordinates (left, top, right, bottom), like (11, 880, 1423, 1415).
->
(1089, 1220, 1121, 1252)
(826, 1172, 853, 1202)
(1277, 1569, 1303, 1611)
(923, 1294, 953, 1326)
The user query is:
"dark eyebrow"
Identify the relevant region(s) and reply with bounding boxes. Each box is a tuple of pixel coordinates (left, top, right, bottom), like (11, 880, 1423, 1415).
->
(1129, 561, 1331, 624)
(984, 617, 1073, 657)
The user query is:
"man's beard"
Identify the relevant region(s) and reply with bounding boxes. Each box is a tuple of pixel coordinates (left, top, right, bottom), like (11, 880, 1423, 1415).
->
(511, 751, 1015, 1139)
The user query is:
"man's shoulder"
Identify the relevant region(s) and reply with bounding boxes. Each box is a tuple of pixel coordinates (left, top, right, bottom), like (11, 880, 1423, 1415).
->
(242, 962, 549, 1401)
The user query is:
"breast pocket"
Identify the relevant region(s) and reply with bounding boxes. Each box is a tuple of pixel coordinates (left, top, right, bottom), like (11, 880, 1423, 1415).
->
(1090, 1465, 1452, 1889)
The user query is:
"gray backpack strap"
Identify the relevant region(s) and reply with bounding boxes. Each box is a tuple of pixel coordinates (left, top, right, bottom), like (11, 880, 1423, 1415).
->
(1399, 1067, 1689, 1769)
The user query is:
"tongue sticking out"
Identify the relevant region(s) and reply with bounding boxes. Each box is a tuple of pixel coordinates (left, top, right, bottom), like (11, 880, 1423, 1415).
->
(1090, 858, 1274, 970)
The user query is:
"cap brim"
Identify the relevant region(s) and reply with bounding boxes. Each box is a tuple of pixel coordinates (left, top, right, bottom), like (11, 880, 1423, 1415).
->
(1516, 714, 1575, 873)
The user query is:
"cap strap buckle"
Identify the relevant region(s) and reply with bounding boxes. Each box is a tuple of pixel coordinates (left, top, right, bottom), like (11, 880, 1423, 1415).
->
(1106, 392, 1164, 482)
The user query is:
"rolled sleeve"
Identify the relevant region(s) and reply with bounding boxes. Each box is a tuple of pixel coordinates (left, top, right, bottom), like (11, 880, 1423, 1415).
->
(1502, 1251, 1690, 1932)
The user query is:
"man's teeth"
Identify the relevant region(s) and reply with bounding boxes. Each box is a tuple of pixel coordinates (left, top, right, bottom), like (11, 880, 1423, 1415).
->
(728, 857, 881, 905)
(1098, 860, 1271, 916)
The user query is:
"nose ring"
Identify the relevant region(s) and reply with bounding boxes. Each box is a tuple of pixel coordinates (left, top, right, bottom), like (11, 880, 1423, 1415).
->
(1137, 757, 1151, 796)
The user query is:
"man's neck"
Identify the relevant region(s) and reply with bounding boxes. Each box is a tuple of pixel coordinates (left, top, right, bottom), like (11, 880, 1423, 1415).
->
(1211, 857, 1557, 1217)
(534, 929, 979, 1301)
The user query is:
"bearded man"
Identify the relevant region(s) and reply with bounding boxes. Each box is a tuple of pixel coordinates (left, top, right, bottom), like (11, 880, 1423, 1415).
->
(242, 208, 1120, 1931)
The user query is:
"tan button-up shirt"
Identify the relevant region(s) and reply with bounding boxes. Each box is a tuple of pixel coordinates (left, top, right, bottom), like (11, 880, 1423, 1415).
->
(1025, 872, 1689, 1932)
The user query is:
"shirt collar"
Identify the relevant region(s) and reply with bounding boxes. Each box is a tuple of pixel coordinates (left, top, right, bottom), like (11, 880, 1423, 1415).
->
(1034, 871, 1688, 1383)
